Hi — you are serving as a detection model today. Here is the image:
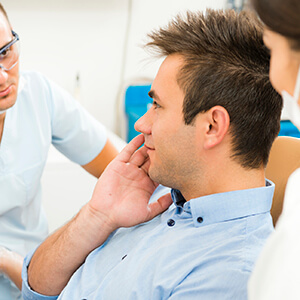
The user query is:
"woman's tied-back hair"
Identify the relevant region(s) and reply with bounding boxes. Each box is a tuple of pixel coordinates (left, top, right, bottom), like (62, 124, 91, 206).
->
(251, 0, 300, 50)
(146, 9, 282, 169)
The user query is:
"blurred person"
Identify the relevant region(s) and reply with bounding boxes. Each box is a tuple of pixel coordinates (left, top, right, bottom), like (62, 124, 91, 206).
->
(22, 9, 282, 300)
(0, 2, 118, 299)
(248, 0, 300, 299)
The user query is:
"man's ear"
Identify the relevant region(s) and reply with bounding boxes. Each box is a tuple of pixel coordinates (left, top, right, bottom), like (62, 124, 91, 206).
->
(202, 106, 230, 150)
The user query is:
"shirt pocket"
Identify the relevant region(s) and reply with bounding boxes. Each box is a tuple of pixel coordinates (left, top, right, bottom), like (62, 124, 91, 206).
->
(0, 160, 45, 215)
(0, 173, 27, 215)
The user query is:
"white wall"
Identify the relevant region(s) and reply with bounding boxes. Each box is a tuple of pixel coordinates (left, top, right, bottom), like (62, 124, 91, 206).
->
(2, 0, 226, 232)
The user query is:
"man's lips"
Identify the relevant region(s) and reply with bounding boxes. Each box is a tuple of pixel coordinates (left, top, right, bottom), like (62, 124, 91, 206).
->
(0, 85, 12, 98)
(144, 144, 155, 151)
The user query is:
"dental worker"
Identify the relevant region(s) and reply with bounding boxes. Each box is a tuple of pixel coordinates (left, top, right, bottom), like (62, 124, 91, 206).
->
(0, 3, 118, 299)
(248, 0, 300, 299)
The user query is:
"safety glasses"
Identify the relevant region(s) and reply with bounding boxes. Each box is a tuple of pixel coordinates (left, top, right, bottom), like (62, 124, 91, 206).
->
(0, 31, 20, 71)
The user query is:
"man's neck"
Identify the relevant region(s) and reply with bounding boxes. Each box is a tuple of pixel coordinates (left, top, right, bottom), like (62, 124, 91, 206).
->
(180, 161, 266, 201)
(0, 112, 6, 144)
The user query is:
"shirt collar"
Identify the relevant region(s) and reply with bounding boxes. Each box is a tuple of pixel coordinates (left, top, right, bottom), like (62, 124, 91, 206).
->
(171, 179, 274, 227)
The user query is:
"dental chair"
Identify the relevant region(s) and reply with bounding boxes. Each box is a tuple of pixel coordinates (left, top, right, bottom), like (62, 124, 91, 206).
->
(266, 136, 300, 226)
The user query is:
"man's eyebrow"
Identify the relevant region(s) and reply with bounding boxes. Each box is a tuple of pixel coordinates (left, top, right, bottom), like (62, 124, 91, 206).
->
(148, 90, 161, 101)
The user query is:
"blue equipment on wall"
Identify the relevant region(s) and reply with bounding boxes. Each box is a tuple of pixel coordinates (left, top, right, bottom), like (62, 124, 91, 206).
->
(124, 84, 152, 142)
(279, 120, 300, 138)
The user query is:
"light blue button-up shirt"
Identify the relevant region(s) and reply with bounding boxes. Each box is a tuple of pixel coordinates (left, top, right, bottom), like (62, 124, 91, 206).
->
(22, 181, 274, 300)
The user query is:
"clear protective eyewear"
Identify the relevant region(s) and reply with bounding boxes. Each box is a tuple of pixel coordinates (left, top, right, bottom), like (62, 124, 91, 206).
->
(0, 31, 20, 71)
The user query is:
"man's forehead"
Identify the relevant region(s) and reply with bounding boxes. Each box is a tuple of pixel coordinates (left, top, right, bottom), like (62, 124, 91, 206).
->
(153, 55, 182, 87)
(159, 54, 183, 73)
(155, 54, 183, 82)
(150, 54, 186, 110)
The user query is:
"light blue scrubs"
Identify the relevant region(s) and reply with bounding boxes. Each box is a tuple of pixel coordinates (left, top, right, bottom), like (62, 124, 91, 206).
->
(0, 71, 107, 300)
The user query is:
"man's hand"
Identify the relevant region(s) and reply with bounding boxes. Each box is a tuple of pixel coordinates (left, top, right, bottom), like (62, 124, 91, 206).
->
(88, 134, 172, 231)
(27, 134, 172, 297)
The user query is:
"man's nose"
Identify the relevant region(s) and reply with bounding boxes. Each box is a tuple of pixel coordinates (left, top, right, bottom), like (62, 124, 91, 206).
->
(134, 109, 152, 135)
(0, 68, 8, 85)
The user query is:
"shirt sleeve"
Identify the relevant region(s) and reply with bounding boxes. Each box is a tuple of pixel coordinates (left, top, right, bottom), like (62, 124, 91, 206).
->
(42, 73, 108, 166)
(22, 249, 59, 300)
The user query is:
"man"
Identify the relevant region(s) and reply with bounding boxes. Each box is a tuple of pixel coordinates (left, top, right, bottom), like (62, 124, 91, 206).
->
(22, 9, 282, 300)
(0, 3, 118, 299)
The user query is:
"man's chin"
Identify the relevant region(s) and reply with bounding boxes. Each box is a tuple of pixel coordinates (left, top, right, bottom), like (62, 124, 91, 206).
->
(148, 167, 158, 183)
(148, 167, 166, 187)
(0, 95, 17, 112)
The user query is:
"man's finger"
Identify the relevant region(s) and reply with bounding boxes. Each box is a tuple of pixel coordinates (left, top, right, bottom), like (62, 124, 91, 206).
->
(129, 145, 149, 167)
(140, 158, 150, 174)
(116, 134, 145, 163)
(147, 193, 173, 221)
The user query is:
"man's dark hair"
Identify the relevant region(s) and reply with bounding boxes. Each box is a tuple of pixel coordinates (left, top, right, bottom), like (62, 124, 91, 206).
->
(146, 9, 282, 169)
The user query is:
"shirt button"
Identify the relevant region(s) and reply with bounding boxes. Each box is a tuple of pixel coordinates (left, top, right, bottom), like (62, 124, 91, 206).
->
(197, 217, 204, 223)
(167, 219, 175, 226)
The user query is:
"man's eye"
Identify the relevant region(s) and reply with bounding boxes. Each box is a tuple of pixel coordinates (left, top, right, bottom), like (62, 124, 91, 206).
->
(0, 48, 10, 59)
(153, 101, 161, 109)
